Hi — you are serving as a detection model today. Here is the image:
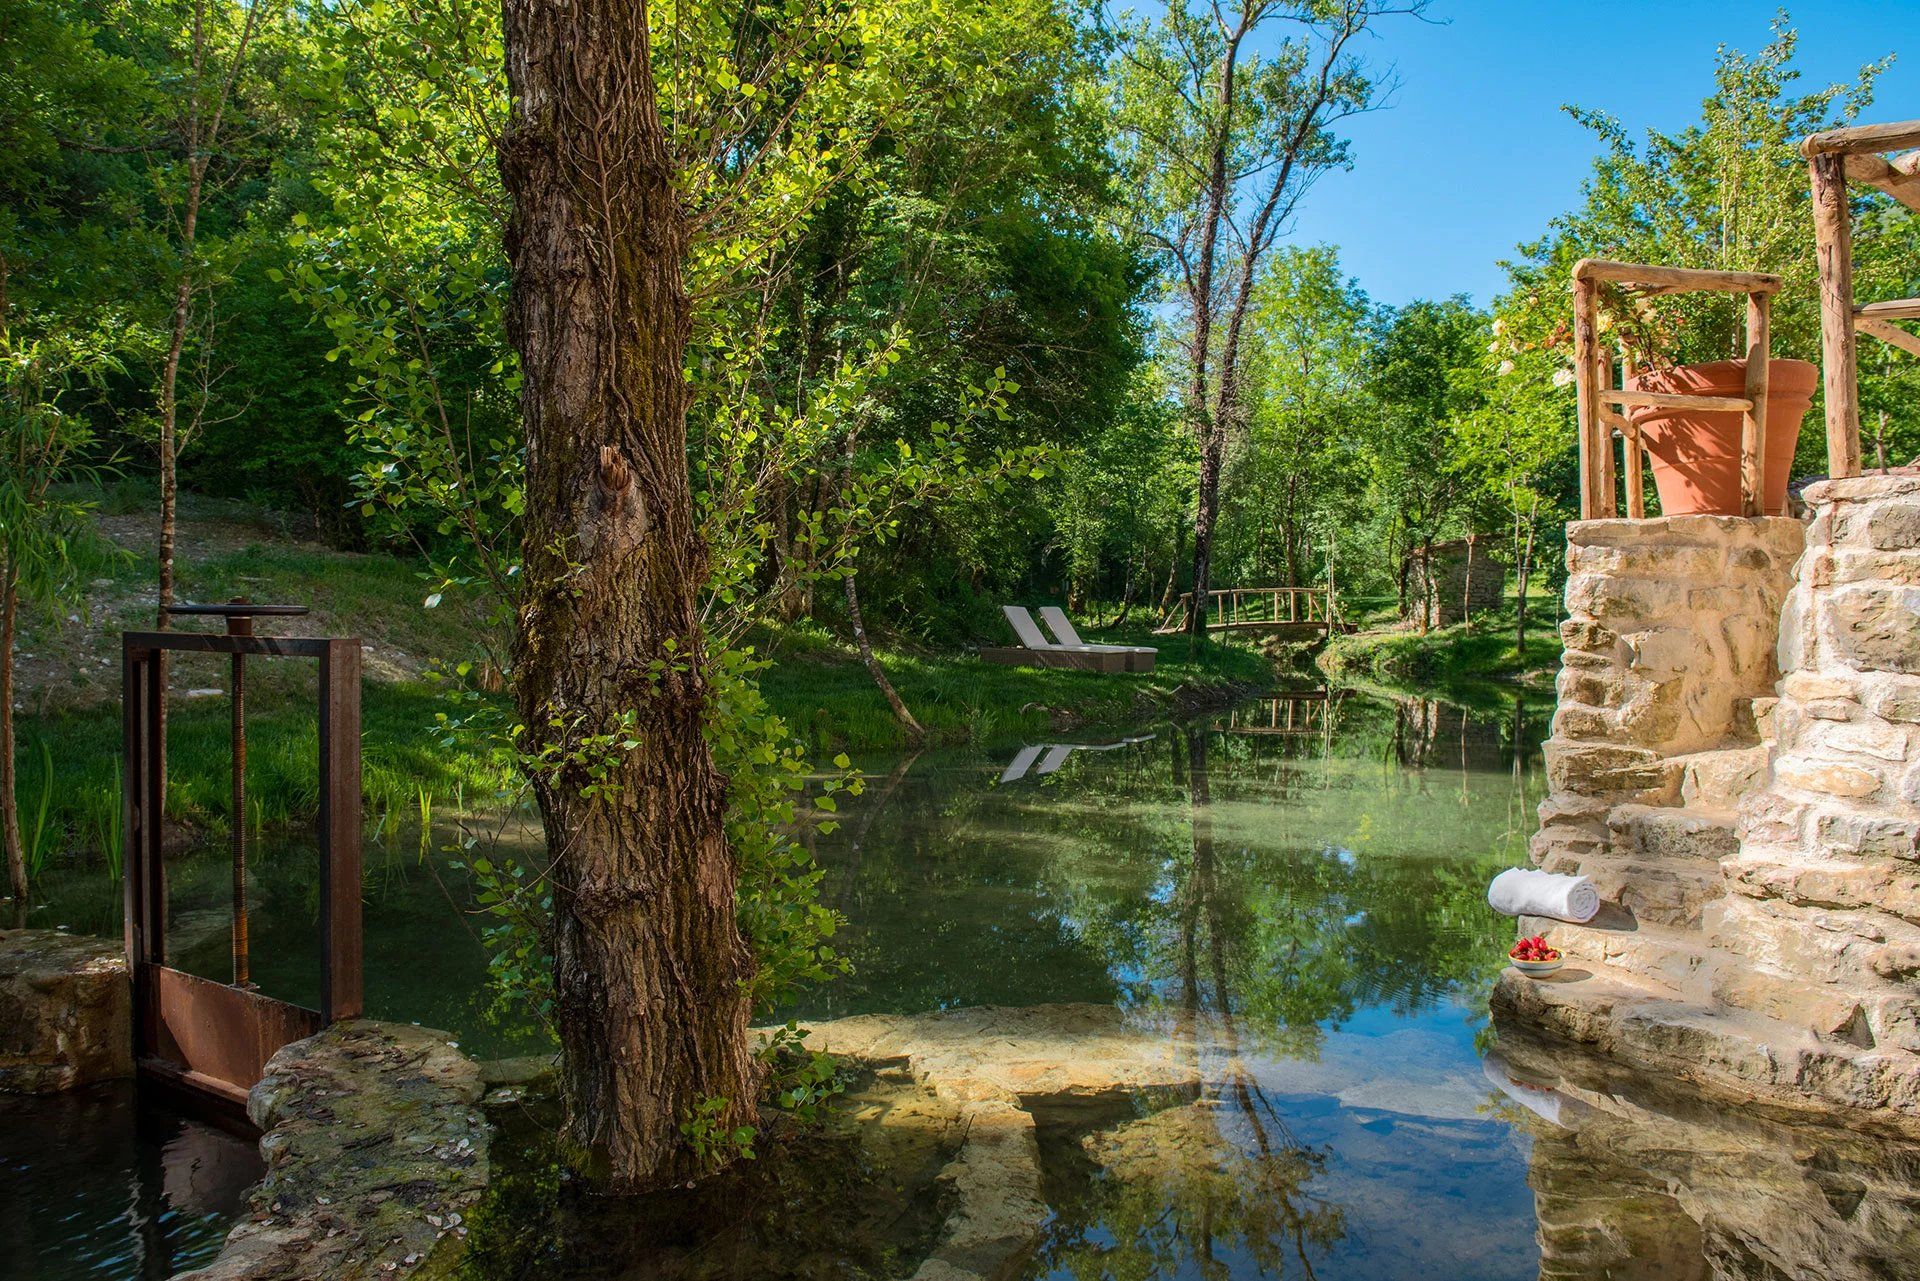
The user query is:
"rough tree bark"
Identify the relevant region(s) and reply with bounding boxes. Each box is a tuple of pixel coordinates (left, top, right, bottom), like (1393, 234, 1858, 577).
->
(498, 0, 758, 1190)
(2, 554, 24, 914)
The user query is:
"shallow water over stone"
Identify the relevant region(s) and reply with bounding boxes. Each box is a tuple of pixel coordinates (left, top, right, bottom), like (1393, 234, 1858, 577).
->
(15, 686, 1920, 1277)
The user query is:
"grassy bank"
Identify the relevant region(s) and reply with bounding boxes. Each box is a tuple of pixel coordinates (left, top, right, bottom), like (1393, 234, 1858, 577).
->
(754, 621, 1277, 753)
(1316, 599, 1561, 694)
(10, 496, 1279, 875)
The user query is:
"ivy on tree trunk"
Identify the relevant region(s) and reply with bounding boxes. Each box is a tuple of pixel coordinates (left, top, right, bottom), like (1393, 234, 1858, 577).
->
(498, 0, 758, 1191)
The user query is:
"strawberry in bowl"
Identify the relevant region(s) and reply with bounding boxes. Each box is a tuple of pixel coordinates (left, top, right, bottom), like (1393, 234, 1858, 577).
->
(1508, 935, 1564, 977)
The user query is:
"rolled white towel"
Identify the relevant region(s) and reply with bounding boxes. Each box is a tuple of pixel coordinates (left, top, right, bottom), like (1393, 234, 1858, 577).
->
(1487, 867, 1599, 923)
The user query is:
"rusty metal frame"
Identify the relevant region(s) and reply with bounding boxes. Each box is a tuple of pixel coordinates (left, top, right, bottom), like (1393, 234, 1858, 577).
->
(123, 613, 362, 1117)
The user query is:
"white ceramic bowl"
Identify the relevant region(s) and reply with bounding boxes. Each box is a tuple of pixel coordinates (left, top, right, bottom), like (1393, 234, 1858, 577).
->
(1509, 955, 1565, 977)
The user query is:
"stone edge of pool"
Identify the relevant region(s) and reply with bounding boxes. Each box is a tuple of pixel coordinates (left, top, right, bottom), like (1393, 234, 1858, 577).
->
(182, 1002, 1207, 1281)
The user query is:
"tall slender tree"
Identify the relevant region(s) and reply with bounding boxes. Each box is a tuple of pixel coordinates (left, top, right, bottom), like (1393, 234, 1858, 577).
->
(497, 0, 757, 1189)
(1111, 0, 1412, 638)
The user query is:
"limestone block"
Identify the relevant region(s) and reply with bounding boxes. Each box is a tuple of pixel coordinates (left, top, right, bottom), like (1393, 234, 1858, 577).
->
(1572, 542, 1722, 580)
(182, 1021, 487, 1281)
(1552, 702, 1617, 742)
(0, 929, 130, 1093)
(1680, 745, 1770, 811)
(1559, 666, 1625, 710)
(1559, 620, 1619, 655)
(1794, 711, 1915, 764)
(1821, 584, 1920, 676)
(1623, 628, 1705, 680)
(1739, 791, 1809, 849)
(1812, 810, 1920, 861)
(1830, 548, 1920, 588)
(1773, 754, 1886, 802)
(1727, 853, 1920, 927)
(1857, 672, 1920, 725)
(1778, 586, 1811, 674)
(1865, 504, 1920, 551)
(1781, 670, 1859, 703)
(1544, 739, 1680, 803)
(1567, 572, 1687, 624)
(1715, 897, 1920, 990)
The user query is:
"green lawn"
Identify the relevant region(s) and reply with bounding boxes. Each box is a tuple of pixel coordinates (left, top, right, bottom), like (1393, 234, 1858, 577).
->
(1316, 593, 1562, 696)
(13, 509, 1278, 876)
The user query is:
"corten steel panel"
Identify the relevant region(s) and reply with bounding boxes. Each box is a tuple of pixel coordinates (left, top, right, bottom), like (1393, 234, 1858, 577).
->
(143, 963, 323, 1096)
(318, 638, 364, 1022)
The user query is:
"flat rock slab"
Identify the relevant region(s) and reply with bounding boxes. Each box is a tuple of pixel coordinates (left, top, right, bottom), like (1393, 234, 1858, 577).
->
(179, 1019, 488, 1281)
(780, 1003, 1207, 1281)
(0, 928, 131, 1093)
(787, 1003, 1204, 1115)
(1492, 967, 1920, 1137)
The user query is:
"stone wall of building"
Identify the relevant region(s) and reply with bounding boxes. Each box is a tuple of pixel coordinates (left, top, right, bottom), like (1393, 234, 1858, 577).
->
(1531, 516, 1804, 875)
(1713, 473, 1920, 1053)
(0, 929, 131, 1093)
(1406, 535, 1506, 629)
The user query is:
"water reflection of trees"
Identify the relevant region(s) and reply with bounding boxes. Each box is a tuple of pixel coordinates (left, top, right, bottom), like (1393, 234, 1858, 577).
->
(807, 691, 1546, 1279)
(804, 691, 1544, 1034)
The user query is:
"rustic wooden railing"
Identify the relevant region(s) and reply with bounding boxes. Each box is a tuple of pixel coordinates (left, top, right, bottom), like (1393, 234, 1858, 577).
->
(1571, 258, 1782, 520)
(1154, 586, 1336, 635)
(1805, 119, 1920, 479)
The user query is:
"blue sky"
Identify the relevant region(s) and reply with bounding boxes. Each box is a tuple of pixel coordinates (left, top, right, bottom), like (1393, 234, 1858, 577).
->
(1279, 1, 1920, 307)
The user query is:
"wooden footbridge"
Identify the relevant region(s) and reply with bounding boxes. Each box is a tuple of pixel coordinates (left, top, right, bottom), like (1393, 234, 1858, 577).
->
(1154, 587, 1351, 638)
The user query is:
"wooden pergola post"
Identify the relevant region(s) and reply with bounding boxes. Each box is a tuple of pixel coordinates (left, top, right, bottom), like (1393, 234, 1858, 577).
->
(1572, 274, 1606, 519)
(1803, 120, 1920, 481)
(1810, 150, 1861, 480)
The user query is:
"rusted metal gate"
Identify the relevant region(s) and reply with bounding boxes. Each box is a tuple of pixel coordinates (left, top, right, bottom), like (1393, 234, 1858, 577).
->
(123, 601, 362, 1117)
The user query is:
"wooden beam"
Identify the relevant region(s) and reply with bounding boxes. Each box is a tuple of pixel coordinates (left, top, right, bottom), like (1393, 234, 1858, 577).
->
(1599, 388, 1754, 413)
(1742, 292, 1770, 517)
(1860, 318, 1920, 360)
(1592, 342, 1617, 513)
(1572, 258, 1783, 294)
(1842, 151, 1920, 214)
(1856, 298, 1920, 321)
(1572, 274, 1606, 519)
(1811, 150, 1862, 479)
(1803, 119, 1920, 158)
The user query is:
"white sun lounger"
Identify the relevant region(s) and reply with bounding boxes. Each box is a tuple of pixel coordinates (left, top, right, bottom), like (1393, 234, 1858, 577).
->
(1038, 606, 1156, 673)
(980, 606, 1128, 672)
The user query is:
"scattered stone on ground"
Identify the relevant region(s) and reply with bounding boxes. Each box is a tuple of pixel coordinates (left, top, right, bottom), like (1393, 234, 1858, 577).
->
(179, 1019, 488, 1281)
(0, 928, 130, 1093)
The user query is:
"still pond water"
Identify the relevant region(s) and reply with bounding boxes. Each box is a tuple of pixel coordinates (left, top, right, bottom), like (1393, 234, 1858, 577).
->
(12, 688, 1919, 1278)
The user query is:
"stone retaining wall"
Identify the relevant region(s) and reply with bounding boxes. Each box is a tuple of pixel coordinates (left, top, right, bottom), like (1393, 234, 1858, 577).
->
(1716, 473, 1920, 1052)
(0, 929, 131, 1093)
(1532, 516, 1803, 870)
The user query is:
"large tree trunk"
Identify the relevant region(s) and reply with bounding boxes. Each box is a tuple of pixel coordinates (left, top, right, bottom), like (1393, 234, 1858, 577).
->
(499, 0, 757, 1191)
(2, 558, 25, 913)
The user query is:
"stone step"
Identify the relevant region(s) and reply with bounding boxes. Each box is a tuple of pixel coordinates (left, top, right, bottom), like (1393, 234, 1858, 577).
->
(1491, 958, 1920, 1126)
(1565, 853, 1726, 928)
(1606, 802, 1741, 861)
(1517, 910, 1710, 996)
(1675, 743, 1771, 811)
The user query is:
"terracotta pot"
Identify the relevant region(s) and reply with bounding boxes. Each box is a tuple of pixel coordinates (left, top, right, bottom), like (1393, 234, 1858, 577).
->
(1626, 358, 1817, 516)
